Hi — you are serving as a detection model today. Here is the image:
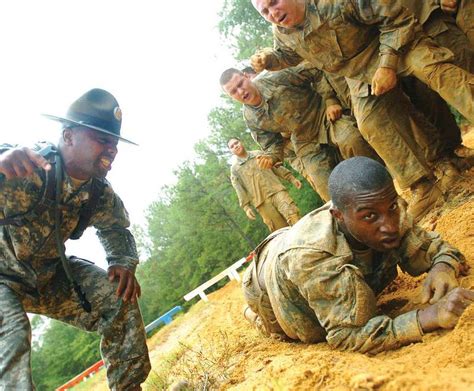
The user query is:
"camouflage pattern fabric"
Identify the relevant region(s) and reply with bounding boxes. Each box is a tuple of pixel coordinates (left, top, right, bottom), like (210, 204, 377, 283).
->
(264, 0, 474, 124)
(230, 150, 300, 231)
(457, 0, 474, 44)
(0, 142, 150, 389)
(244, 65, 377, 200)
(243, 202, 465, 354)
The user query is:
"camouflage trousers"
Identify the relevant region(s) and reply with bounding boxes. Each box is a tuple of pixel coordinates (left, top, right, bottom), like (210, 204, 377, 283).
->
(457, 0, 474, 46)
(400, 35, 474, 124)
(348, 81, 434, 190)
(257, 191, 300, 232)
(399, 9, 474, 160)
(292, 115, 379, 201)
(0, 257, 151, 390)
(242, 245, 326, 343)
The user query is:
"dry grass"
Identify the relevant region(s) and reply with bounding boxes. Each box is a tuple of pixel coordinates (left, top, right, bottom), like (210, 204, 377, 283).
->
(145, 331, 246, 391)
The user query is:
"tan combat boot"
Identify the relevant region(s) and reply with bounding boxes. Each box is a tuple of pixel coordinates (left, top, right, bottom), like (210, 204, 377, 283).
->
(408, 178, 443, 222)
(434, 158, 460, 192)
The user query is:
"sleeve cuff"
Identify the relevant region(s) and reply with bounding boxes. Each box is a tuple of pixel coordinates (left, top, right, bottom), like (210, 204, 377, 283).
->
(393, 310, 424, 344)
(379, 52, 399, 70)
(325, 98, 341, 107)
(432, 256, 462, 277)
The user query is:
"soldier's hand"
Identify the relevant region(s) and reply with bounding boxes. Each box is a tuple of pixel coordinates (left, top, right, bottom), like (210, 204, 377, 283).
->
(0, 147, 51, 180)
(418, 288, 474, 332)
(244, 206, 256, 220)
(108, 265, 141, 303)
(420, 262, 458, 304)
(250, 49, 272, 73)
(440, 0, 458, 14)
(293, 179, 302, 189)
(326, 104, 343, 122)
(256, 155, 274, 169)
(371, 67, 397, 96)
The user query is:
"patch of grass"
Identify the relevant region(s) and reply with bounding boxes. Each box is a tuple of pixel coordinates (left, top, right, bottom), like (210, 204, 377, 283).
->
(145, 331, 246, 391)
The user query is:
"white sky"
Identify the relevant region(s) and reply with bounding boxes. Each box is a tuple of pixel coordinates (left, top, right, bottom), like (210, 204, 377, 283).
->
(1, 1, 237, 268)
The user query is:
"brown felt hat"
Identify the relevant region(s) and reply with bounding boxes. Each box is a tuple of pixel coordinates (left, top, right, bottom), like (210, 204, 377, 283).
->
(43, 88, 137, 146)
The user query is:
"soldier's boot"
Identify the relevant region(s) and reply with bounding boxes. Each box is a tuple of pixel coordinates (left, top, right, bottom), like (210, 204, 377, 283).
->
(408, 178, 444, 222)
(434, 158, 461, 192)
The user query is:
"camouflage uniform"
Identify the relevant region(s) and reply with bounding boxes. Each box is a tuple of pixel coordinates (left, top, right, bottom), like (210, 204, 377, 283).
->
(244, 65, 378, 201)
(230, 150, 300, 232)
(242, 202, 465, 354)
(264, 0, 474, 124)
(457, 0, 474, 45)
(400, 0, 474, 158)
(0, 143, 151, 390)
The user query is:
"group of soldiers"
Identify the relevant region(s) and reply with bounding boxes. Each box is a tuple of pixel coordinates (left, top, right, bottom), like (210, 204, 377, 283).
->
(225, 0, 474, 229)
(224, 0, 474, 353)
(1, 1, 474, 390)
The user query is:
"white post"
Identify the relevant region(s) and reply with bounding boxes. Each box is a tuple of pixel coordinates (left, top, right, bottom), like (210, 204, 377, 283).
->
(198, 291, 209, 302)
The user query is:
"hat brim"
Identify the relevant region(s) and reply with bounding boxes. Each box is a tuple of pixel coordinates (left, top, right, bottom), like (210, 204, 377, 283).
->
(42, 114, 138, 146)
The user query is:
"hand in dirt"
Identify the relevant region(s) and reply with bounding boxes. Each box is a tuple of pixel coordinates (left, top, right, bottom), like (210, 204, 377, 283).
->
(420, 262, 458, 304)
(326, 104, 343, 122)
(108, 265, 141, 303)
(0, 147, 51, 180)
(256, 155, 274, 169)
(371, 67, 397, 96)
(418, 287, 474, 332)
(440, 0, 458, 14)
(244, 206, 256, 220)
(250, 49, 272, 73)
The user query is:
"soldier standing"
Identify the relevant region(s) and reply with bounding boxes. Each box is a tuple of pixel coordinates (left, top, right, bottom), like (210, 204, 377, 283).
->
(0, 89, 151, 390)
(229, 138, 301, 232)
(221, 65, 378, 201)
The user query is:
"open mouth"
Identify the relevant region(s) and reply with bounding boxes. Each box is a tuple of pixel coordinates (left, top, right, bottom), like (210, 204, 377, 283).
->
(381, 236, 399, 247)
(243, 92, 249, 101)
(278, 14, 287, 24)
(99, 157, 112, 170)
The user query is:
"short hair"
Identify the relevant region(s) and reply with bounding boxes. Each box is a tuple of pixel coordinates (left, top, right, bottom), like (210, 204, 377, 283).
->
(220, 68, 243, 86)
(227, 137, 241, 148)
(328, 157, 393, 210)
(241, 66, 256, 75)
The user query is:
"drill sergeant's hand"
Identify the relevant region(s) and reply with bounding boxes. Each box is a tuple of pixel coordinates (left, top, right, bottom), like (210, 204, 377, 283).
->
(420, 262, 459, 304)
(326, 104, 343, 122)
(108, 265, 142, 304)
(250, 48, 273, 73)
(256, 155, 274, 169)
(371, 67, 397, 96)
(418, 288, 474, 332)
(440, 0, 458, 14)
(244, 205, 256, 220)
(0, 147, 51, 180)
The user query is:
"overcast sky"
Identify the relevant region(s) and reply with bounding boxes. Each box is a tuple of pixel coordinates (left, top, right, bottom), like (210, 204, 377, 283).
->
(1, 1, 239, 268)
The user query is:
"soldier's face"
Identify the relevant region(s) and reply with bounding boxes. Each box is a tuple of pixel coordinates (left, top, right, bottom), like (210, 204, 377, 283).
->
(64, 127, 118, 180)
(332, 183, 402, 252)
(228, 138, 246, 157)
(252, 0, 306, 28)
(223, 73, 262, 106)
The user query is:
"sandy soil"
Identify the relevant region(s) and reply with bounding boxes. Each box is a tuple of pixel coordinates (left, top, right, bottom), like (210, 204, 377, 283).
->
(82, 134, 474, 391)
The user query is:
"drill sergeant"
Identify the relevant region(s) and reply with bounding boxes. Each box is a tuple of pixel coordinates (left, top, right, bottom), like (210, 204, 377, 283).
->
(229, 137, 301, 232)
(0, 89, 151, 390)
(242, 157, 473, 353)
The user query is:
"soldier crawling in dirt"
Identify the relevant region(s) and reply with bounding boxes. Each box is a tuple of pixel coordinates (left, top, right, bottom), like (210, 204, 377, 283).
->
(229, 137, 301, 232)
(0, 89, 151, 389)
(242, 157, 473, 354)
